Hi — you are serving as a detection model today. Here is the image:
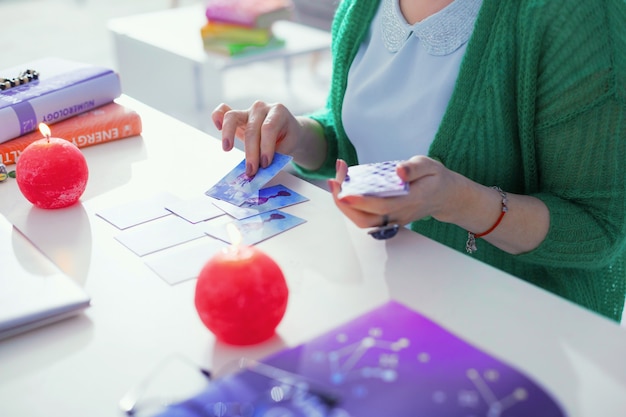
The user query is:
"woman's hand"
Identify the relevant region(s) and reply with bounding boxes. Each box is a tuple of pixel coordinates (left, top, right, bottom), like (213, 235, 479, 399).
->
(327, 157, 465, 229)
(329, 157, 550, 255)
(212, 101, 303, 177)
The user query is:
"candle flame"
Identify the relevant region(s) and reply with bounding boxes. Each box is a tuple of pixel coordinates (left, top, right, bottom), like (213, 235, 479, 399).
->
(38, 123, 51, 139)
(227, 223, 242, 247)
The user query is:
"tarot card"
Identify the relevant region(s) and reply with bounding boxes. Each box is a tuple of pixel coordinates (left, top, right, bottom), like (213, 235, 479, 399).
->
(144, 238, 228, 285)
(338, 160, 409, 198)
(212, 184, 309, 220)
(202, 209, 306, 246)
(96, 192, 181, 230)
(204, 153, 293, 206)
(165, 197, 225, 224)
(115, 215, 206, 257)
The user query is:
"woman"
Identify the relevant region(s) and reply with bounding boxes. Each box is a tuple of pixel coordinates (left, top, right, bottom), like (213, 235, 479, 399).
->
(212, 0, 626, 321)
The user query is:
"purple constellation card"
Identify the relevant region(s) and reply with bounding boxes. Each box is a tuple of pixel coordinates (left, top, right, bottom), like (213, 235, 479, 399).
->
(338, 160, 408, 198)
(155, 301, 567, 417)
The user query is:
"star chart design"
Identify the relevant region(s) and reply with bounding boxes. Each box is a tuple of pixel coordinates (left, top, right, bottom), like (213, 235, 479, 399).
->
(307, 327, 529, 417)
(153, 302, 563, 417)
(464, 368, 528, 417)
(310, 327, 410, 385)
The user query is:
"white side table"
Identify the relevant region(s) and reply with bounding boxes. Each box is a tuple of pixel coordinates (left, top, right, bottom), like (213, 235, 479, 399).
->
(108, 5, 331, 130)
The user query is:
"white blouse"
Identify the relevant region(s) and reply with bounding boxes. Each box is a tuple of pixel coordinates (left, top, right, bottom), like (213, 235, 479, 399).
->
(342, 0, 483, 164)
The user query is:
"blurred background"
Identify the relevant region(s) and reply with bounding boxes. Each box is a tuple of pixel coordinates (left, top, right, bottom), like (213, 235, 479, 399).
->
(0, 0, 337, 68)
(0, 0, 336, 135)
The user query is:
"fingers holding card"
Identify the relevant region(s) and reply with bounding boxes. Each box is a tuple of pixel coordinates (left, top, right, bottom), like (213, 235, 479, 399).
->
(205, 153, 293, 206)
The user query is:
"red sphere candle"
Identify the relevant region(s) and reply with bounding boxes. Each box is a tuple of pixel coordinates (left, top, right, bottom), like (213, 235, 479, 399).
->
(16, 123, 89, 209)
(195, 226, 289, 345)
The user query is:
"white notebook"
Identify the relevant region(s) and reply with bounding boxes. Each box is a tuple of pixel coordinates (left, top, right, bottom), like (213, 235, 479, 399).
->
(0, 217, 90, 340)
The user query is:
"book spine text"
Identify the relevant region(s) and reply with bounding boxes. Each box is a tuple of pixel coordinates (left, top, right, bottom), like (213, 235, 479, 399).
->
(0, 102, 142, 165)
(0, 72, 122, 144)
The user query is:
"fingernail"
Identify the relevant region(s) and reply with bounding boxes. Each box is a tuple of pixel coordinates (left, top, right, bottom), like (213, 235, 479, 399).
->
(261, 155, 269, 169)
(246, 162, 254, 177)
(222, 139, 229, 151)
(341, 197, 355, 205)
(215, 120, 222, 130)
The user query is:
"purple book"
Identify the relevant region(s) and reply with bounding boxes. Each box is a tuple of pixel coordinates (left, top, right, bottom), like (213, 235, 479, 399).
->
(204, 0, 293, 28)
(0, 57, 121, 144)
(155, 300, 567, 416)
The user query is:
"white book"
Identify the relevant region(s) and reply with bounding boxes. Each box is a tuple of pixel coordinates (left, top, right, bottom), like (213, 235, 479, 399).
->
(0, 57, 122, 143)
(0, 216, 90, 340)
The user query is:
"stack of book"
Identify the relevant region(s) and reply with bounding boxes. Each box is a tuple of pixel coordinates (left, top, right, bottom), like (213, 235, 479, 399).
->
(0, 57, 142, 167)
(200, 0, 294, 56)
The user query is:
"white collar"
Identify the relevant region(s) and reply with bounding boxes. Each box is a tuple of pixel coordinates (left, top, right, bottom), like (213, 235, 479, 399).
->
(381, 0, 483, 55)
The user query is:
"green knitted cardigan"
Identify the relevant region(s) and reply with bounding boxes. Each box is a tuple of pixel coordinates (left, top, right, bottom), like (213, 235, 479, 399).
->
(295, 0, 626, 321)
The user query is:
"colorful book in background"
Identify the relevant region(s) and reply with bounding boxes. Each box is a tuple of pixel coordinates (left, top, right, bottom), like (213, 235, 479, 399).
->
(202, 35, 286, 57)
(155, 300, 567, 417)
(204, 0, 294, 28)
(0, 101, 142, 166)
(0, 57, 122, 144)
(200, 21, 272, 45)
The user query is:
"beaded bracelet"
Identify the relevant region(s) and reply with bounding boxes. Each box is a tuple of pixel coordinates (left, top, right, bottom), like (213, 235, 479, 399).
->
(0, 69, 39, 91)
(466, 186, 508, 254)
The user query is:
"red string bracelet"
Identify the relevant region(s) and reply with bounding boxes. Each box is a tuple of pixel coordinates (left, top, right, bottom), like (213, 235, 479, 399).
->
(466, 186, 508, 253)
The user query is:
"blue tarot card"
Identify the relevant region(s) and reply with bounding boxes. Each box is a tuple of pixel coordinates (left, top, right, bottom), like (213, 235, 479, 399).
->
(205, 153, 293, 206)
(201, 209, 306, 246)
(212, 184, 309, 220)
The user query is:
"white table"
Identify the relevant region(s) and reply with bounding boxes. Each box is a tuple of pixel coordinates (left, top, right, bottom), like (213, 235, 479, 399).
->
(108, 5, 331, 132)
(1, 96, 625, 416)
